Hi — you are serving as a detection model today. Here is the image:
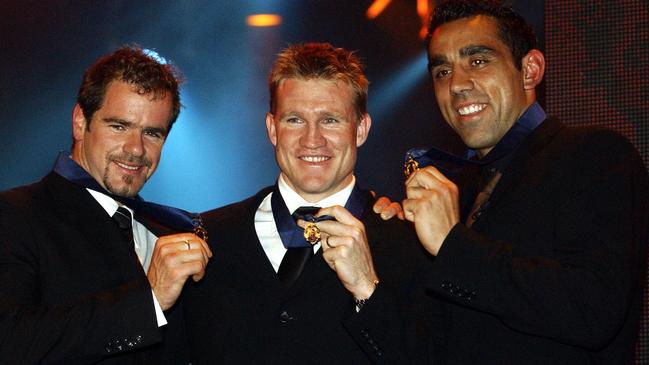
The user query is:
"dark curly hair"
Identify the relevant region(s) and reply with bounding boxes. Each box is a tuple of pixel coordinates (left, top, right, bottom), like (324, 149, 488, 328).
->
(76, 46, 183, 131)
(427, 0, 538, 70)
(268, 42, 368, 120)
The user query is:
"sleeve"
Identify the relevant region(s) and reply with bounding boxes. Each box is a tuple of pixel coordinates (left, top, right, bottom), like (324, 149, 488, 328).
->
(426, 131, 649, 350)
(0, 200, 164, 364)
(342, 219, 445, 364)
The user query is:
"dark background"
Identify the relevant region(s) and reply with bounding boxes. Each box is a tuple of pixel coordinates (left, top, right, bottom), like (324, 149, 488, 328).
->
(2, 0, 648, 361)
(0, 0, 542, 212)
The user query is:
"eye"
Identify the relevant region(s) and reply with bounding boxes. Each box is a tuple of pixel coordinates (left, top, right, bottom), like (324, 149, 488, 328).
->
(109, 124, 126, 131)
(471, 59, 488, 67)
(285, 117, 302, 124)
(322, 117, 338, 124)
(144, 130, 164, 139)
(434, 68, 451, 80)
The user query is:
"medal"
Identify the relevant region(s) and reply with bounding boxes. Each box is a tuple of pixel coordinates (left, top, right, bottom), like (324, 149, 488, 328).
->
(303, 221, 321, 245)
(404, 157, 420, 178)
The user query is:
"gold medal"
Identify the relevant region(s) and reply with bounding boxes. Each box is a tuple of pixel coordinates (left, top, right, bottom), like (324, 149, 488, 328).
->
(303, 222, 321, 245)
(404, 157, 419, 178)
(193, 215, 208, 242)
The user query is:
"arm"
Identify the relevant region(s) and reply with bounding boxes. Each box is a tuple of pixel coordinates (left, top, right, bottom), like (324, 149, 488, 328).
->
(300, 207, 440, 363)
(0, 202, 162, 364)
(405, 132, 649, 349)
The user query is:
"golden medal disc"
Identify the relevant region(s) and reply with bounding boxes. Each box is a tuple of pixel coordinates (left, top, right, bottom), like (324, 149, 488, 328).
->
(303, 222, 321, 245)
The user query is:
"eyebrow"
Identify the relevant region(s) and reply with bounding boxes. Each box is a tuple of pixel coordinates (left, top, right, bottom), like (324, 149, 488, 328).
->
(459, 44, 497, 57)
(428, 44, 497, 71)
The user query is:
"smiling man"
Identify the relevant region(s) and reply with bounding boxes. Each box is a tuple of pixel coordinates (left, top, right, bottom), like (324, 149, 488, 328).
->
(402, 0, 649, 363)
(0, 46, 211, 364)
(178, 43, 438, 364)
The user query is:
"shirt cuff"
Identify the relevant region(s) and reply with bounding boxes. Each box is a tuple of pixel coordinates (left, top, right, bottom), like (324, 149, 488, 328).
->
(151, 289, 168, 327)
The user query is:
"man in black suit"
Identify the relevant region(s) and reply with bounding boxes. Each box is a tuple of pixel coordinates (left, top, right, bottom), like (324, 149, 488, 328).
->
(0, 46, 211, 364)
(180, 43, 439, 364)
(402, 0, 649, 363)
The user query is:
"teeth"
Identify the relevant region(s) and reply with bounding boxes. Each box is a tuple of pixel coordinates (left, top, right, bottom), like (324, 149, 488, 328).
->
(115, 162, 139, 171)
(458, 104, 486, 116)
(301, 156, 329, 163)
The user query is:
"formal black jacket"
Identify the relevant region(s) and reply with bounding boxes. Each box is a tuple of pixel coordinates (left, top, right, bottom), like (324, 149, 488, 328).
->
(0, 172, 176, 364)
(427, 118, 649, 364)
(177, 187, 442, 364)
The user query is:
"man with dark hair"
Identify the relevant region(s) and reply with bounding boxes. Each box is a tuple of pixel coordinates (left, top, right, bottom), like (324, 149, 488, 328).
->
(179, 43, 438, 364)
(0, 46, 211, 364)
(402, 0, 649, 363)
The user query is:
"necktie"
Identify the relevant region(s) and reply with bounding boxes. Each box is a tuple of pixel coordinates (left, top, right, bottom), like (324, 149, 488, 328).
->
(112, 206, 135, 246)
(276, 206, 319, 286)
(466, 168, 502, 227)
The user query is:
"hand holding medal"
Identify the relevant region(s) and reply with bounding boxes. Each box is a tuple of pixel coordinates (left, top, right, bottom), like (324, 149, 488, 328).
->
(297, 205, 379, 301)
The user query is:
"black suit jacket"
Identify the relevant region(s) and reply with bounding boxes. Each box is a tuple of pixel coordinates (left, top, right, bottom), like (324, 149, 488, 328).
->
(427, 118, 649, 364)
(179, 187, 441, 364)
(0, 172, 175, 364)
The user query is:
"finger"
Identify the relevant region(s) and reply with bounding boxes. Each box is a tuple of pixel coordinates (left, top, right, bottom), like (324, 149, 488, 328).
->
(402, 199, 417, 222)
(372, 196, 390, 213)
(379, 202, 404, 220)
(316, 205, 357, 225)
(323, 234, 336, 249)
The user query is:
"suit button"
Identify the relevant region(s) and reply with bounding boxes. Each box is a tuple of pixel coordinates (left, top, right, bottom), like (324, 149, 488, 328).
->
(280, 310, 292, 323)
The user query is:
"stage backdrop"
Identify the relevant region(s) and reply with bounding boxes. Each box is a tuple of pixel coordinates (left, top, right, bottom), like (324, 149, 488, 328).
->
(545, 0, 649, 362)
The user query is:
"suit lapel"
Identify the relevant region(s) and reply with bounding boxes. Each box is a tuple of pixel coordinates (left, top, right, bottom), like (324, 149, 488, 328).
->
(43, 172, 144, 278)
(483, 118, 564, 212)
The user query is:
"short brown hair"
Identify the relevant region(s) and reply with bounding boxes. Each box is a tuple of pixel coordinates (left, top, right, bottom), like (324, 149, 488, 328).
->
(76, 46, 183, 130)
(268, 43, 368, 120)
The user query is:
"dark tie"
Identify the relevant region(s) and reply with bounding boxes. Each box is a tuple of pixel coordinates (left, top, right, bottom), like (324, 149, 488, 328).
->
(466, 168, 502, 227)
(276, 206, 319, 286)
(112, 206, 134, 246)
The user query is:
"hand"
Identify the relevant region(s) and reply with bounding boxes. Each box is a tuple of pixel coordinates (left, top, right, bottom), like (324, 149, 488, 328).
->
(147, 233, 212, 310)
(372, 195, 405, 221)
(298, 206, 379, 300)
(402, 166, 460, 256)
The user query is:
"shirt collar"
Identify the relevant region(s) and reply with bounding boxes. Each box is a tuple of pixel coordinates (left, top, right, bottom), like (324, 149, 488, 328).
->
(277, 174, 356, 214)
(86, 188, 133, 218)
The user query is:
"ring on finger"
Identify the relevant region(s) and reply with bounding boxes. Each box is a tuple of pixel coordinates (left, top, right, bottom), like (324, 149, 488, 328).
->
(325, 235, 334, 248)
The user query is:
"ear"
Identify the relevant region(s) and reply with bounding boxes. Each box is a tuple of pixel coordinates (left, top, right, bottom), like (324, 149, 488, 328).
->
(72, 103, 88, 141)
(522, 49, 545, 90)
(355, 113, 372, 147)
(265, 112, 277, 146)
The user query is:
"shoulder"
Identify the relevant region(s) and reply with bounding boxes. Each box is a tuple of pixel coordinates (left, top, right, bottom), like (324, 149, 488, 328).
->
(0, 175, 52, 212)
(532, 119, 643, 171)
(200, 186, 273, 228)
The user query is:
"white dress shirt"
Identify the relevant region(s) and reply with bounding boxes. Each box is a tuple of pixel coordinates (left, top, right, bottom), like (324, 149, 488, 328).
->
(87, 189, 167, 327)
(254, 175, 356, 272)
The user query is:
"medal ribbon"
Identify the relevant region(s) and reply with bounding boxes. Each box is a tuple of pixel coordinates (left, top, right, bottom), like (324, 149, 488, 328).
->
(52, 152, 207, 239)
(404, 102, 547, 179)
(271, 183, 367, 248)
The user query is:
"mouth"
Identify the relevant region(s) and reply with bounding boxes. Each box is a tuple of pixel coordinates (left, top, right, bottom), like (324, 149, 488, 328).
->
(457, 103, 487, 116)
(299, 155, 331, 163)
(114, 160, 144, 173)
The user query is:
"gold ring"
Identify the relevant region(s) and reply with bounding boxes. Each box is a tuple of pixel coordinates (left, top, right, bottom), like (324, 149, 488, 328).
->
(185, 240, 191, 250)
(325, 235, 334, 248)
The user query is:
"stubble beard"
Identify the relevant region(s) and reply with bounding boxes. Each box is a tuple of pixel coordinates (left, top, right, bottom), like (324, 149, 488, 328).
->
(102, 153, 152, 197)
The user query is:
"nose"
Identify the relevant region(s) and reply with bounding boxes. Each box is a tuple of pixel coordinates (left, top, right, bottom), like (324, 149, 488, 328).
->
(123, 130, 145, 157)
(301, 122, 326, 148)
(450, 66, 474, 97)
